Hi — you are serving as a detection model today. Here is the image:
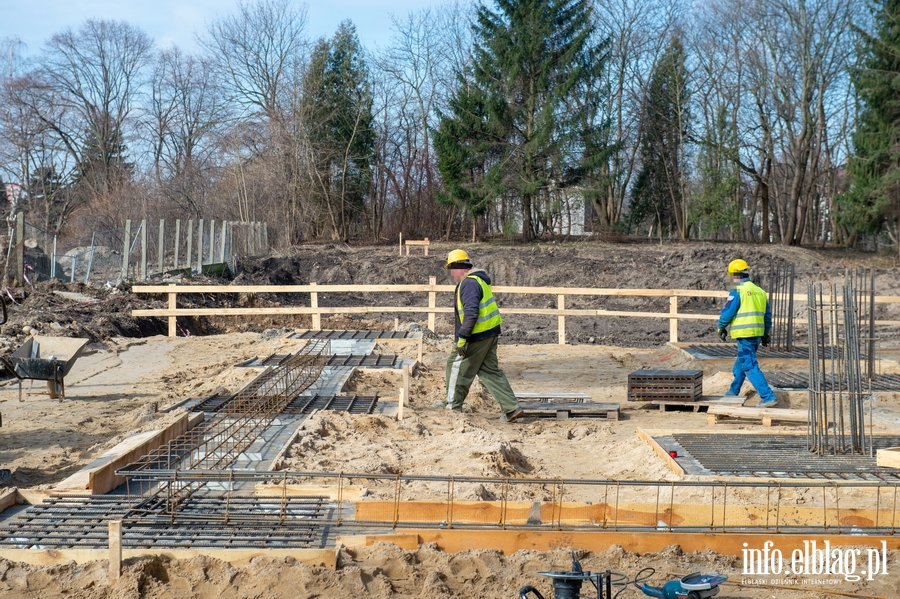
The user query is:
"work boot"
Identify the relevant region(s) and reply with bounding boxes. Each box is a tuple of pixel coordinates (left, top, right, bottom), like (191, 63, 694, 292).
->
(754, 398, 778, 408)
(501, 407, 524, 423)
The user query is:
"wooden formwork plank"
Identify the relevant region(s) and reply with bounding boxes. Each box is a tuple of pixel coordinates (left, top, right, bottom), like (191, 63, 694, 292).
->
(516, 401, 619, 421)
(636, 427, 685, 476)
(1, 548, 336, 569)
(354, 499, 897, 529)
(53, 412, 204, 495)
(0, 487, 18, 514)
(354, 500, 535, 525)
(255, 483, 364, 501)
(392, 529, 900, 557)
(876, 447, 900, 469)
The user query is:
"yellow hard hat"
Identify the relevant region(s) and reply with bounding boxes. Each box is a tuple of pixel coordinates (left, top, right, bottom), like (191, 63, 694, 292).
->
(444, 249, 471, 269)
(728, 259, 749, 275)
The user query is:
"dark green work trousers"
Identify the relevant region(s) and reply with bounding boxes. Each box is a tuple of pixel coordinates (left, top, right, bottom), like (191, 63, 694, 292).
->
(443, 336, 518, 414)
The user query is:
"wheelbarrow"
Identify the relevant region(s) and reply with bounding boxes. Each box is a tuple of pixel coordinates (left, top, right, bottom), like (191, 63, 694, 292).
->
(1, 335, 89, 402)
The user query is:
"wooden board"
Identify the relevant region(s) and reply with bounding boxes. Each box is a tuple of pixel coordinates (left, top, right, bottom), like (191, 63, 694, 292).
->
(54, 412, 204, 495)
(0, 487, 17, 514)
(517, 401, 619, 420)
(707, 405, 808, 427)
(652, 395, 745, 412)
(255, 483, 364, 501)
(393, 529, 900, 558)
(876, 447, 900, 469)
(1, 548, 336, 569)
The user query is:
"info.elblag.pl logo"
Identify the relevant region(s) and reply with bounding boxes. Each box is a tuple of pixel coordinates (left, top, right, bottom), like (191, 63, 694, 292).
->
(742, 540, 889, 582)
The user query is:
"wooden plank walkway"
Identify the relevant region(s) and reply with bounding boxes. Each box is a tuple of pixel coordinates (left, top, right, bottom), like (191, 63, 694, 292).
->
(651, 395, 745, 412)
(707, 405, 807, 427)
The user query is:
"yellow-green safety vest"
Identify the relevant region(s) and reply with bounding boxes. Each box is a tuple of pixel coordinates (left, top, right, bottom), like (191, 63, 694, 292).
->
(730, 280, 767, 338)
(456, 275, 502, 334)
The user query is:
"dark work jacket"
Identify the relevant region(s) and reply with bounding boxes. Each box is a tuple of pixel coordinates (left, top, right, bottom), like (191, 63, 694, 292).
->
(454, 268, 502, 344)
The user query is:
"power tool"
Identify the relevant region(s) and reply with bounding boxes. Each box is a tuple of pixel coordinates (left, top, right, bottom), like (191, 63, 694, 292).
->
(638, 571, 727, 599)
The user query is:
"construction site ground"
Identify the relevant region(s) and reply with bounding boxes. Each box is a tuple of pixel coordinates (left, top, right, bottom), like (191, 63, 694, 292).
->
(1, 240, 899, 599)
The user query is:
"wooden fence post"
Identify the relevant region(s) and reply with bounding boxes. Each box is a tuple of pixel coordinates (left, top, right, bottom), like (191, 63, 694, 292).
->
(310, 282, 320, 330)
(669, 296, 678, 343)
(558, 294, 566, 345)
(428, 276, 436, 332)
(168, 284, 177, 337)
(185, 220, 193, 270)
(121, 220, 131, 281)
(108, 519, 122, 585)
(399, 233, 403, 257)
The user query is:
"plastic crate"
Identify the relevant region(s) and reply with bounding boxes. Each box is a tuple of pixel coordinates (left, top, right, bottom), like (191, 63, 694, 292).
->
(627, 369, 703, 402)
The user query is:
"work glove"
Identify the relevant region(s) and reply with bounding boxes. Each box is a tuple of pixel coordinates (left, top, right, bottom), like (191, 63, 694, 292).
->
(456, 337, 468, 358)
(761, 333, 770, 347)
(717, 327, 728, 342)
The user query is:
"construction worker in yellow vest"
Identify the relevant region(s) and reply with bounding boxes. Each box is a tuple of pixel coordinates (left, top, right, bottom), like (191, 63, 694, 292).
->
(440, 249, 523, 422)
(717, 259, 777, 407)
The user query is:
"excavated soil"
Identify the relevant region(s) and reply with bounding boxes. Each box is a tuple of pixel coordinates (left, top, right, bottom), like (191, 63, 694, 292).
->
(1, 241, 899, 599)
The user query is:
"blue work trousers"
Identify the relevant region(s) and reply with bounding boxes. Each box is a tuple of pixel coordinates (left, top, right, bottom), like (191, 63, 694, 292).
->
(727, 337, 776, 401)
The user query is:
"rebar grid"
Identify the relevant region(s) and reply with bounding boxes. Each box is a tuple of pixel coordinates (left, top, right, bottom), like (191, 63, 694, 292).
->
(3, 474, 898, 549)
(116, 340, 328, 515)
(119, 470, 900, 534)
(124, 340, 328, 474)
(807, 282, 872, 456)
(766, 262, 795, 350)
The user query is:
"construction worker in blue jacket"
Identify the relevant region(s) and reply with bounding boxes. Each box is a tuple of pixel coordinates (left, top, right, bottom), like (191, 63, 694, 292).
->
(717, 259, 778, 407)
(441, 249, 523, 423)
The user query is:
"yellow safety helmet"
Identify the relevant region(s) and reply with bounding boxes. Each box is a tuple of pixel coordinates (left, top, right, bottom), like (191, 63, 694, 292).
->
(444, 249, 472, 269)
(728, 259, 749, 275)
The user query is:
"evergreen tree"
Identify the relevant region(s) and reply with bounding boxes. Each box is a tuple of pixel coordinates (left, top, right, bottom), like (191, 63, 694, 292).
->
(435, 0, 609, 241)
(629, 36, 691, 239)
(433, 76, 508, 241)
(838, 0, 900, 245)
(691, 105, 741, 238)
(302, 21, 375, 241)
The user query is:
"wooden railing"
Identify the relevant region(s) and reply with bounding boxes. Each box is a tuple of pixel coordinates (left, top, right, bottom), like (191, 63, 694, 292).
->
(131, 279, 900, 344)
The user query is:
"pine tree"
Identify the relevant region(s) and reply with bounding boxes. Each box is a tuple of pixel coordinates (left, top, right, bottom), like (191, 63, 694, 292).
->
(838, 0, 900, 246)
(435, 0, 609, 241)
(302, 21, 375, 241)
(629, 35, 691, 239)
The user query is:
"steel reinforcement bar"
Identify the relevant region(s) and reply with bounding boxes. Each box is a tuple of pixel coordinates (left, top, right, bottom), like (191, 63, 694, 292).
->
(111, 470, 900, 535)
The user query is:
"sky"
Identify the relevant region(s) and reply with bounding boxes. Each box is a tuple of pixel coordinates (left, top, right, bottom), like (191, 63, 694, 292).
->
(3, 0, 449, 56)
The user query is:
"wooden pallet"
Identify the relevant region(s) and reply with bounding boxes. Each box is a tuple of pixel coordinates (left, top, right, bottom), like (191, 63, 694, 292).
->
(514, 391, 591, 403)
(651, 395, 745, 412)
(516, 401, 619, 420)
(707, 405, 807, 427)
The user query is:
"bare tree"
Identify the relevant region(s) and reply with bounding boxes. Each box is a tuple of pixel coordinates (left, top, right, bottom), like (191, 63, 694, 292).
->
(146, 47, 230, 217)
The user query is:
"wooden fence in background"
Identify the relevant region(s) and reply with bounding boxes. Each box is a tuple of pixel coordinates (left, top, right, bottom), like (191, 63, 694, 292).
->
(132, 279, 900, 343)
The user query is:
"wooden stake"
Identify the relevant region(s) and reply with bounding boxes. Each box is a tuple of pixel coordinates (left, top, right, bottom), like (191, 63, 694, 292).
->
(168, 284, 177, 337)
(108, 520, 122, 585)
(398, 387, 406, 421)
(310, 282, 320, 330)
(669, 296, 679, 343)
(557, 294, 565, 345)
(428, 276, 436, 333)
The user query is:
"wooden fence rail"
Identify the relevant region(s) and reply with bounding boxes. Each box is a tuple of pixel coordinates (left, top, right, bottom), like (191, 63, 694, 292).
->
(131, 280, 900, 343)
